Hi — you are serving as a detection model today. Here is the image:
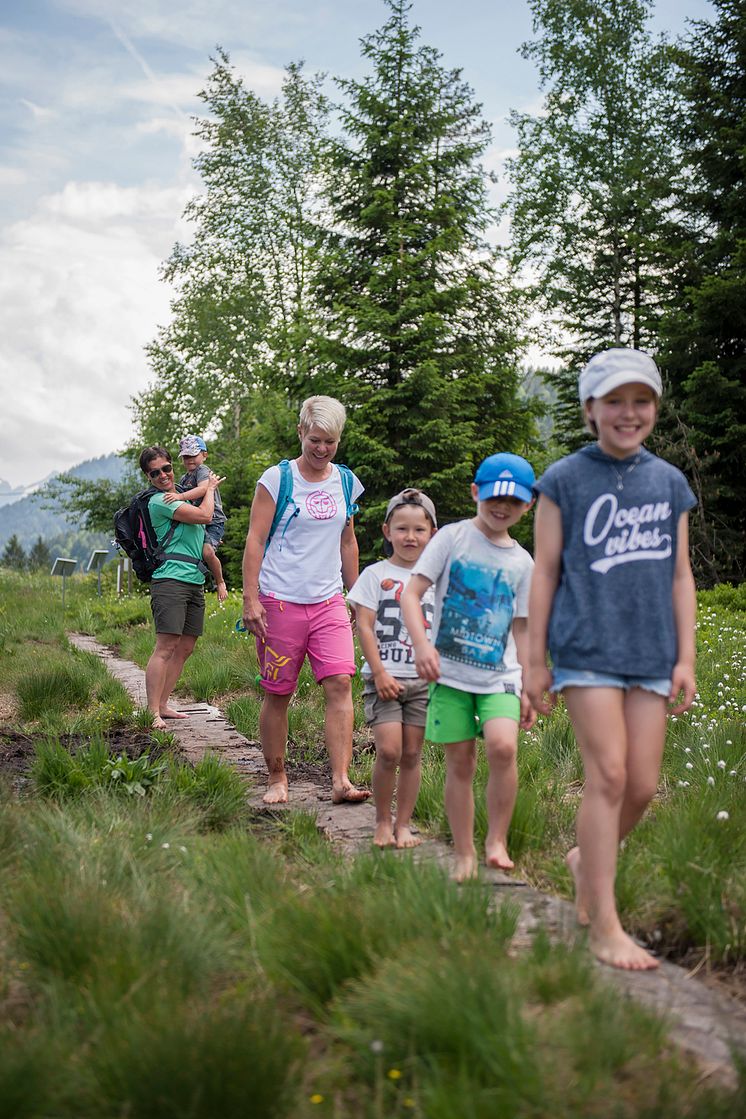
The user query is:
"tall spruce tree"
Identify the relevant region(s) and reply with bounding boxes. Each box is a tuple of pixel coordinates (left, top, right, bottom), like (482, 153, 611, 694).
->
(314, 0, 535, 549)
(656, 0, 746, 584)
(506, 0, 682, 447)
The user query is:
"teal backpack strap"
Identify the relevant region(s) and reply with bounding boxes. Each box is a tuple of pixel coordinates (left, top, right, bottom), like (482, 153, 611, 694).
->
(264, 460, 300, 555)
(336, 464, 359, 523)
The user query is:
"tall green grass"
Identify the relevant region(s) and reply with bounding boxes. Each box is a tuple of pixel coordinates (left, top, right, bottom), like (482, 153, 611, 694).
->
(0, 786, 741, 1117)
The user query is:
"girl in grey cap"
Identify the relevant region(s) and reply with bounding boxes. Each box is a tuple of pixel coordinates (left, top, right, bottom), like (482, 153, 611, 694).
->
(527, 348, 697, 972)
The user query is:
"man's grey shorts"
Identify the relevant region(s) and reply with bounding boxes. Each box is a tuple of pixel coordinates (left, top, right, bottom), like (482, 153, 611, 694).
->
(150, 578, 205, 636)
(363, 678, 429, 727)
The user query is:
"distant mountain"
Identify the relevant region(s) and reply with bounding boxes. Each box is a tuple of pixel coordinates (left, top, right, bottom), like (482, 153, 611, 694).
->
(0, 454, 129, 555)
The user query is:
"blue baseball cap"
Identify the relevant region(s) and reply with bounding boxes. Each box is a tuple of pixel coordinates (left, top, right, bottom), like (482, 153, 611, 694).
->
(474, 453, 535, 503)
(179, 434, 207, 455)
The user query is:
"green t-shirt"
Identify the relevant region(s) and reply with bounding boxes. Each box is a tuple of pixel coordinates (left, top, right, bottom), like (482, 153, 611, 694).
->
(148, 494, 206, 585)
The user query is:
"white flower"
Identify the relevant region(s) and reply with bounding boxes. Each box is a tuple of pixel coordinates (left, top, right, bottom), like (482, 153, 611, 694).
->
(730, 770, 737, 777)
(370, 1040, 384, 1054)
(717, 760, 726, 769)
(677, 780, 690, 788)
(684, 747, 692, 754)
(179, 846, 188, 853)
(685, 762, 694, 770)
(726, 739, 733, 745)
(716, 811, 730, 821)
(161, 842, 170, 849)
(707, 776, 715, 786)
(145, 833, 153, 842)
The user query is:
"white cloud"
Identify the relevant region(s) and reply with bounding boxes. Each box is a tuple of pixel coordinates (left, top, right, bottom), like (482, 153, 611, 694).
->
(0, 180, 195, 487)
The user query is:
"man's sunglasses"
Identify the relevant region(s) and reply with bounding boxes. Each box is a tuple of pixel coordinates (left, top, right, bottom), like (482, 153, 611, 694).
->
(148, 464, 173, 479)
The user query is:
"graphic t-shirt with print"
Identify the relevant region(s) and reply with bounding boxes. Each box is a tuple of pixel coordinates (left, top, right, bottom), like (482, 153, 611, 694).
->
(412, 520, 533, 694)
(257, 460, 364, 604)
(347, 560, 436, 680)
(534, 443, 696, 678)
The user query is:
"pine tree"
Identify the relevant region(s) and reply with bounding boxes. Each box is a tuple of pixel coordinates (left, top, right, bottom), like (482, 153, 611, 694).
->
(314, 0, 535, 550)
(506, 0, 682, 447)
(27, 536, 52, 572)
(656, 0, 746, 584)
(1, 535, 27, 571)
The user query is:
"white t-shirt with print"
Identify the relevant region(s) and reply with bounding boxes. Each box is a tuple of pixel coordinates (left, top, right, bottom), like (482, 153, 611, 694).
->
(347, 560, 436, 680)
(258, 460, 364, 604)
(412, 519, 533, 694)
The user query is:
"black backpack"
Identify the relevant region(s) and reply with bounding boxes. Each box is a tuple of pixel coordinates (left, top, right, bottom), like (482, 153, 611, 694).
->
(113, 487, 207, 583)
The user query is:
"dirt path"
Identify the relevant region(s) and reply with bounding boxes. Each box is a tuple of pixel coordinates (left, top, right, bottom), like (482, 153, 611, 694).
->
(69, 632, 746, 1089)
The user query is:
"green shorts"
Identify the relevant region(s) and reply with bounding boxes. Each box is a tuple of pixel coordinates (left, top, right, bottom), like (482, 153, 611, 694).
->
(426, 683, 520, 744)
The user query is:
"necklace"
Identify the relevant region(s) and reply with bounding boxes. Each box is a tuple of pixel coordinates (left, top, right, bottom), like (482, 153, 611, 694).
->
(608, 451, 642, 492)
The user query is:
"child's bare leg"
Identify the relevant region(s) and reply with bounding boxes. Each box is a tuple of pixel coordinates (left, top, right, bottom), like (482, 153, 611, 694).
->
(483, 718, 519, 869)
(372, 722, 401, 846)
(444, 740, 478, 880)
(394, 723, 424, 847)
(567, 688, 667, 927)
(203, 543, 227, 603)
(564, 687, 659, 970)
(618, 688, 668, 838)
(259, 691, 292, 803)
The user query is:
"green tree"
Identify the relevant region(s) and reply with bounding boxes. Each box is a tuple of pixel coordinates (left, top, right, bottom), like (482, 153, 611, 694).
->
(506, 0, 682, 447)
(27, 536, 52, 572)
(315, 0, 535, 551)
(655, 0, 746, 584)
(136, 52, 330, 450)
(1, 534, 27, 571)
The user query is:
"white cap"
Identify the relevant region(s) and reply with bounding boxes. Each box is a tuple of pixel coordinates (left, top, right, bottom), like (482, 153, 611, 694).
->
(579, 349, 662, 403)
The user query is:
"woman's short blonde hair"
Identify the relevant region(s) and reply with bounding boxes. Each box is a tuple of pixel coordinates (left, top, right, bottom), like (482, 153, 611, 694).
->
(298, 396, 346, 440)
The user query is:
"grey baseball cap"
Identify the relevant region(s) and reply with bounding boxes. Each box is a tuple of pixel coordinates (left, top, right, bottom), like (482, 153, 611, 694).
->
(579, 349, 662, 403)
(384, 488, 437, 528)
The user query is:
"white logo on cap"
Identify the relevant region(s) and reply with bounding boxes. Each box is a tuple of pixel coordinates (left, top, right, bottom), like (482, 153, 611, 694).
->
(491, 480, 516, 496)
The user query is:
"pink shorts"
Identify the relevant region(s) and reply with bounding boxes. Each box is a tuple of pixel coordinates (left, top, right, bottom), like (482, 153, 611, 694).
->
(256, 593, 355, 694)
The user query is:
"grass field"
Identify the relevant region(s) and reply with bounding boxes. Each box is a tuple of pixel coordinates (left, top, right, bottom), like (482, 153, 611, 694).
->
(0, 568, 744, 1115)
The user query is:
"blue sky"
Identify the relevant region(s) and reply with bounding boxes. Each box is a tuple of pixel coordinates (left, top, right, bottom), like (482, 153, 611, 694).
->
(0, 0, 713, 487)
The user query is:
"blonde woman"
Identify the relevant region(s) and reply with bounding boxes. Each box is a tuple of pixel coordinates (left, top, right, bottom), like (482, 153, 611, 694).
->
(241, 396, 370, 805)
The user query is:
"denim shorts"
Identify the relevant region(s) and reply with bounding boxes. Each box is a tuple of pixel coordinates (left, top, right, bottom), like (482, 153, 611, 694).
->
(550, 668, 671, 698)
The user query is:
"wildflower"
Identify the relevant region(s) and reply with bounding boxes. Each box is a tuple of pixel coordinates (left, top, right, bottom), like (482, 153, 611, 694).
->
(309, 1094, 324, 1105)
(677, 780, 690, 787)
(388, 1069, 403, 1080)
(179, 845, 188, 853)
(726, 739, 733, 745)
(730, 770, 737, 777)
(717, 760, 726, 769)
(685, 762, 693, 770)
(370, 1039, 384, 1054)
(707, 776, 715, 786)
(684, 747, 691, 754)
(161, 842, 170, 849)
(716, 811, 730, 821)
(145, 833, 153, 842)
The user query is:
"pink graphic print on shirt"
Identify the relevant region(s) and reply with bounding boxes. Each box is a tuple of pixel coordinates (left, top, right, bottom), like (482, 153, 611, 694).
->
(306, 490, 338, 520)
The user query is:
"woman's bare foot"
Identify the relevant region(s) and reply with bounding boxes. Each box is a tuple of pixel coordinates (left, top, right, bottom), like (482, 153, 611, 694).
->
(566, 846, 590, 926)
(152, 715, 167, 731)
(374, 821, 396, 847)
(159, 707, 188, 720)
(485, 838, 514, 870)
(263, 778, 289, 805)
(332, 783, 371, 804)
(394, 824, 421, 849)
(590, 924, 659, 971)
(452, 854, 479, 882)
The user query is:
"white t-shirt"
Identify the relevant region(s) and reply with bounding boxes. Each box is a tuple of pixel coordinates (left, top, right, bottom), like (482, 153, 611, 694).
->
(412, 519, 534, 694)
(258, 460, 364, 604)
(347, 560, 436, 679)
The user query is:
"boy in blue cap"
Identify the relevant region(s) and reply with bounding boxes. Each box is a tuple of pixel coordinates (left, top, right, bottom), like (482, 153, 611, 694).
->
(163, 434, 227, 602)
(402, 453, 536, 881)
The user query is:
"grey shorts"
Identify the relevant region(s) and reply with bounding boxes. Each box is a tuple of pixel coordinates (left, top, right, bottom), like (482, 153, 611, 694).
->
(204, 522, 225, 549)
(150, 579, 205, 636)
(363, 678, 429, 727)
